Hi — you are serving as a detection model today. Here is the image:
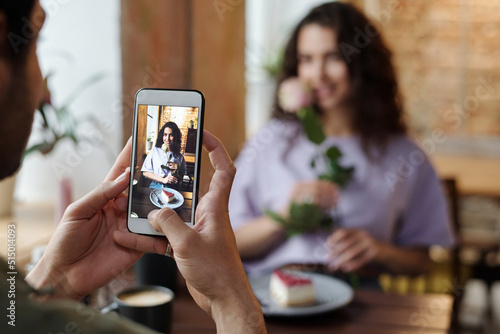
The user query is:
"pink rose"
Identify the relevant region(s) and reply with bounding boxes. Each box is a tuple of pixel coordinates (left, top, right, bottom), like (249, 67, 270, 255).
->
(278, 77, 312, 113)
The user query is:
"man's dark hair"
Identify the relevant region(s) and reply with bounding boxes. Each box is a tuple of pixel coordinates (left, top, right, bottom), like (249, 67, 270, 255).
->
(0, 0, 37, 58)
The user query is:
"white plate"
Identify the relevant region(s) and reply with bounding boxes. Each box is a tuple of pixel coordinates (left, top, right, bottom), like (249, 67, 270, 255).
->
(249, 271, 353, 317)
(149, 187, 184, 209)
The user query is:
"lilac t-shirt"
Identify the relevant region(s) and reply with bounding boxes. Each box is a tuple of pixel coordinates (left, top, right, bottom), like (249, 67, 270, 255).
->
(228, 119, 455, 274)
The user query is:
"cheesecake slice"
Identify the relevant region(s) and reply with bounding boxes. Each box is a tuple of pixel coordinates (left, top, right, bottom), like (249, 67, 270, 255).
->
(269, 269, 315, 307)
(161, 189, 176, 203)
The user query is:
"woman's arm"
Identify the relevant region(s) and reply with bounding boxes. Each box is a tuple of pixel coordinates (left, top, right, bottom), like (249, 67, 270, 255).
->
(376, 243, 430, 275)
(234, 180, 338, 260)
(234, 216, 286, 260)
(143, 171, 167, 184)
(326, 228, 430, 276)
(141, 150, 171, 183)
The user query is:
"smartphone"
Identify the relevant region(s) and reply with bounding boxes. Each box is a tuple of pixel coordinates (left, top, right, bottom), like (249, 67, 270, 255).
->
(127, 88, 204, 236)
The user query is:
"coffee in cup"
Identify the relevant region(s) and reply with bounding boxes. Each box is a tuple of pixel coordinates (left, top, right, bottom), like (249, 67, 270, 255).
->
(104, 285, 174, 333)
(118, 289, 173, 307)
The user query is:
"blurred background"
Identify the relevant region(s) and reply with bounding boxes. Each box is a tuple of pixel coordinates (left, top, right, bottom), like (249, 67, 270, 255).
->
(15, 0, 499, 204)
(0, 0, 498, 330)
(17, 0, 122, 202)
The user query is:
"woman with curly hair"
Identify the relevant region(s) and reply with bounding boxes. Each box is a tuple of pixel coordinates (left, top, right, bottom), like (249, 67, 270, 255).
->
(142, 121, 186, 189)
(229, 2, 455, 279)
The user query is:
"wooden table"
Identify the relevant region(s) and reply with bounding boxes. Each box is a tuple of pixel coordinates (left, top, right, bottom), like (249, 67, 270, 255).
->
(171, 280, 454, 334)
(0, 202, 55, 271)
(0, 203, 455, 333)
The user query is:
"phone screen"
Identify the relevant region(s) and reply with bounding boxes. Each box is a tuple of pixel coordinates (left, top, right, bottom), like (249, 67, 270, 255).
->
(128, 100, 202, 231)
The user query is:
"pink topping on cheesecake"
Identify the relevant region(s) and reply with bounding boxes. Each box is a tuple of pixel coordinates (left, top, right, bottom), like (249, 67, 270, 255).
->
(162, 189, 174, 198)
(273, 269, 312, 287)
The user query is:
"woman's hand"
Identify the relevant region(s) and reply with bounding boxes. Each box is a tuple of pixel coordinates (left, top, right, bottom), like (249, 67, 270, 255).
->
(163, 175, 178, 184)
(235, 181, 339, 259)
(284, 180, 339, 213)
(326, 228, 432, 275)
(326, 228, 382, 272)
(167, 161, 178, 171)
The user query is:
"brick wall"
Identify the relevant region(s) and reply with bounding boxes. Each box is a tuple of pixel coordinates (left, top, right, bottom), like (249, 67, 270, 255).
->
(160, 106, 199, 154)
(360, 0, 500, 157)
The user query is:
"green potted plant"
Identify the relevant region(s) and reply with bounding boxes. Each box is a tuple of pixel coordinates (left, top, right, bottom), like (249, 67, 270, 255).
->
(146, 131, 155, 150)
(23, 73, 105, 157)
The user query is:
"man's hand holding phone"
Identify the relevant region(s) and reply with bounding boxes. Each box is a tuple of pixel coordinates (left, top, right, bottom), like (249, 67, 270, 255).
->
(25, 139, 147, 300)
(26, 130, 266, 333)
(115, 131, 266, 333)
(127, 89, 203, 233)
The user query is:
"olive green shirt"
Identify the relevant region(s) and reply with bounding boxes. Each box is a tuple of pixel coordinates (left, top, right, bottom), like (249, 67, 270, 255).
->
(0, 259, 158, 333)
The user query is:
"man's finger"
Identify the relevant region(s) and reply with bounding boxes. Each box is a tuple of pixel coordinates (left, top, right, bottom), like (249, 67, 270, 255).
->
(113, 230, 168, 255)
(202, 130, 236, 202)
(149, 208, 196, 251)
(104, 137, 132, 182)
(65, 170, 130, 220)
(203, 130, 234, 175)
(113, 195, 128, 213)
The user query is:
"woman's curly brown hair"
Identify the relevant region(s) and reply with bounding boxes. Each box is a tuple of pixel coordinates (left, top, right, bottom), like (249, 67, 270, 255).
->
(272, 1, 406, 156)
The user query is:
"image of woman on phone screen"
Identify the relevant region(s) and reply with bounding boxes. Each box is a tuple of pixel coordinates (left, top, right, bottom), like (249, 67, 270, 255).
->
(142, 121, 186, 190)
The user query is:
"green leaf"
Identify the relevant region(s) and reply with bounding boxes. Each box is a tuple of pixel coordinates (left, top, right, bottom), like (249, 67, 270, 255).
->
(262, 49, 284, 79)
(320, 145, 355, 188)
(349, 272, 361, 289)
(24, 72, 107, 159)
(23, 142, 54, 158)
(325, 146, 342, 161)
(264, 210, 287, 225)
(63, 131, 78, 144)
(266, 202, 334, 237)
(318, 173, 332, 182)
(54, 105, 70, 120)
(297, 106, 325, 145)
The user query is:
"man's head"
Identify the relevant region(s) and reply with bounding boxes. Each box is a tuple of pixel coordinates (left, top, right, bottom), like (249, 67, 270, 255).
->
(0, 0, 45, 180)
